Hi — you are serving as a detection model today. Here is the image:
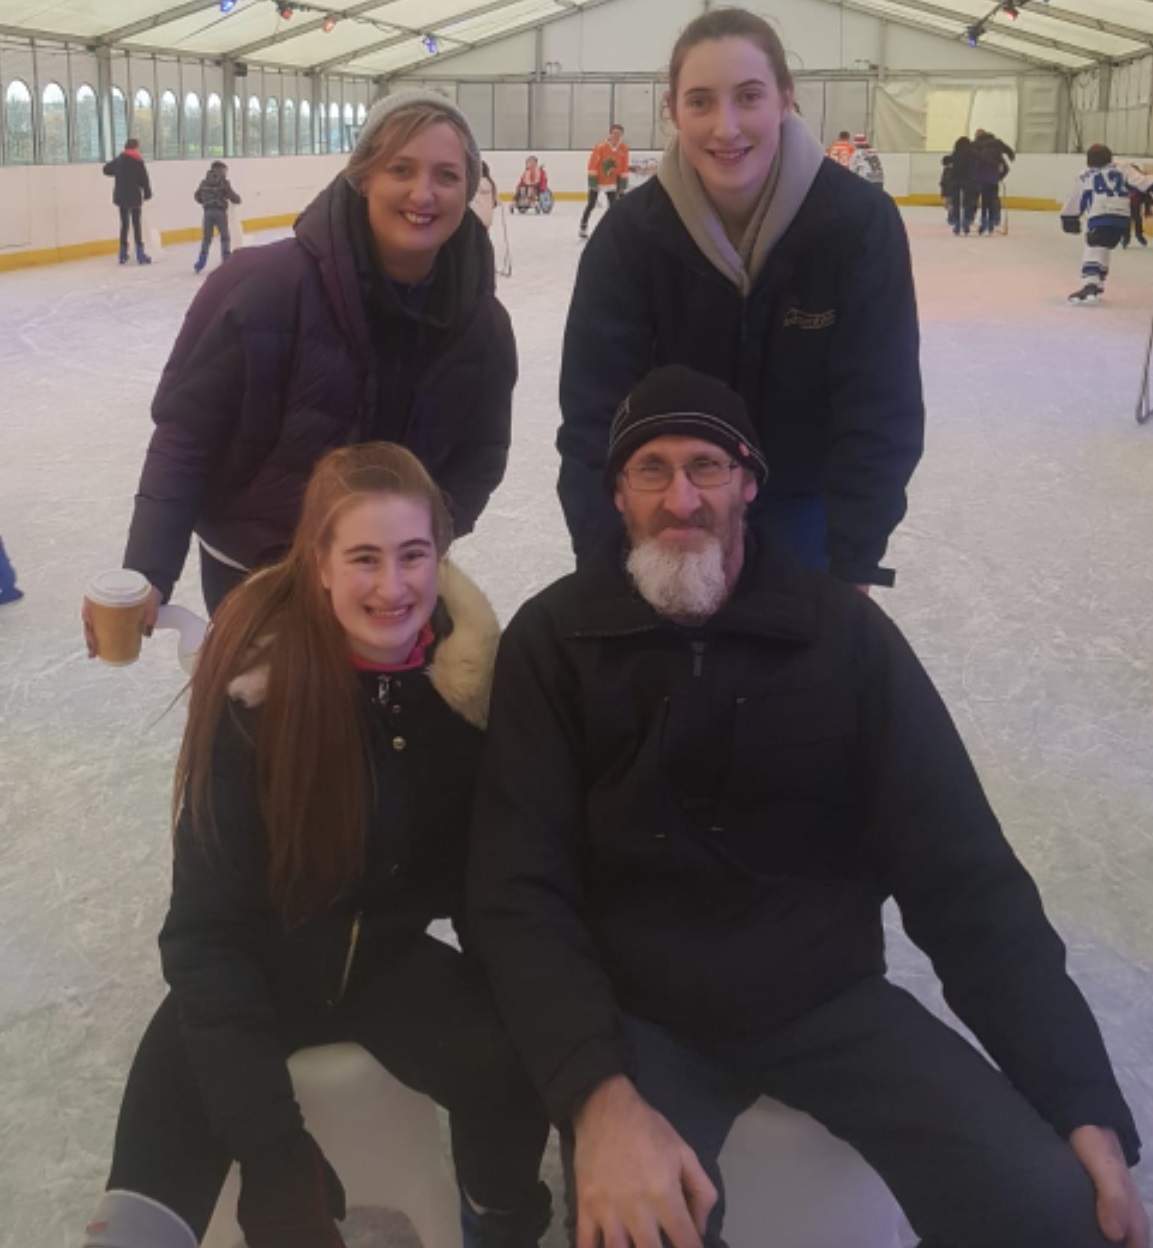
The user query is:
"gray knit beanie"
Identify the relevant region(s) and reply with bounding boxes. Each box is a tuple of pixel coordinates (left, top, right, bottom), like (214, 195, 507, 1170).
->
(347, 89, 482, 200)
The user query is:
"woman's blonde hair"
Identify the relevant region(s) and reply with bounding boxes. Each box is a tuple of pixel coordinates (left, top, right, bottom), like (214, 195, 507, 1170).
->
(346, 101, 479, 195)
(176, 442, 453, 926)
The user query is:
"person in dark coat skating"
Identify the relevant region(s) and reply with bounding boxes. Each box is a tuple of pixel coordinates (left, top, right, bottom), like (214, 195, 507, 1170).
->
(193, 160, 242, 273)
(84, 443, 551, 1248)
(559, 8, 923, 591)
(83, 90, 517, 655)
(947, 135, 979, 235)
(103, 138, 153, 265)
(470, 366, 1146, 1248)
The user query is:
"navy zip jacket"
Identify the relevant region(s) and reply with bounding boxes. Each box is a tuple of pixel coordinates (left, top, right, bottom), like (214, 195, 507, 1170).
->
(124, 174, 515, 600)
(468, 535, 1140, 1166)
(558, 162, 923, 586)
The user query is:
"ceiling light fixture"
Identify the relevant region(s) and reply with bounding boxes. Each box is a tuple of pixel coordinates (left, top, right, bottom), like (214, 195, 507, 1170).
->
(422, 33, 439, 54)
(274, 1, 294, 18)
(965, 22, 983, 46)
(1001, 2, 1019, 19)
(220, 0, 237, 12)
(323, 13, 338, 31)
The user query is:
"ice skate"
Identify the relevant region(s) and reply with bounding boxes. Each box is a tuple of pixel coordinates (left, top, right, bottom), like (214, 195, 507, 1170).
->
(1067, 283, 1102, 305)
(135, 244, 152, 266)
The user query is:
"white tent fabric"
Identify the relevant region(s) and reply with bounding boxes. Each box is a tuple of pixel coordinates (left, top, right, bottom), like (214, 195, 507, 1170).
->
(0, 0, 616, 78)
(2, 0, 1153, 76)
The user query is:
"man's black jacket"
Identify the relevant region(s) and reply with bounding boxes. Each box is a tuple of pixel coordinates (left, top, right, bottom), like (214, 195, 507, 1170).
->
(468, 536, 1139, 1164)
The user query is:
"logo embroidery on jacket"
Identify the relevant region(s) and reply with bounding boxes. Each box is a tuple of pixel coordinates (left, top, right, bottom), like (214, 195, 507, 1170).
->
(783, 307, 837, 330)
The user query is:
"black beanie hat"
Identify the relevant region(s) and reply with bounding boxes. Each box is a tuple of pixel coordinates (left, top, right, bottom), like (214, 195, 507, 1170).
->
(605, 365, 768, 491)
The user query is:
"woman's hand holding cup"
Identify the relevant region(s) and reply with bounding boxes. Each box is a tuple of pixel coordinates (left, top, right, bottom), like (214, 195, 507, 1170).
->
(83, 572, 162, 663)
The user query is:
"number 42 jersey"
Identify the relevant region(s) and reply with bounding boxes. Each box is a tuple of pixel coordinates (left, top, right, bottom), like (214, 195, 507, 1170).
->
(1062, 161, 1153, 229)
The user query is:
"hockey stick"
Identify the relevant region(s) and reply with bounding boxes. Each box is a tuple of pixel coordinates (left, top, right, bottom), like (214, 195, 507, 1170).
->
(1136, 301, 1153, 424)
(496, 201, 513, 279)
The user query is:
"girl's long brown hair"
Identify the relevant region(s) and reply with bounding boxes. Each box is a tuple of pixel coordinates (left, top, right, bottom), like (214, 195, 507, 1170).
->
(668, 8, 795, 101)
(175, 443, 453, 926)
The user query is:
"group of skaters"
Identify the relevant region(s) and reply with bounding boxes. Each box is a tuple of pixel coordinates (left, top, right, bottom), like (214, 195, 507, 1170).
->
(940, 129, 1014, 236)
(102, 139, 242, 272)
(29, 7, 1145, 1248)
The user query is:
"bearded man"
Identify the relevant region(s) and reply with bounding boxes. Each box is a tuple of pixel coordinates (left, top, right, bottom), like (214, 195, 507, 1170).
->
(468, 365, 1143, 1248)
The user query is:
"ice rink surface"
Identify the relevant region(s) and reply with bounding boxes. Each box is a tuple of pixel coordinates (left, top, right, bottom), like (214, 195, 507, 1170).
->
(1, 197, 1152, 1245)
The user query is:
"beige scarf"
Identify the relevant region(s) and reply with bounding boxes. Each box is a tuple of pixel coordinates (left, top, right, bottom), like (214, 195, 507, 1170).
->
(657, 111, 826, 297)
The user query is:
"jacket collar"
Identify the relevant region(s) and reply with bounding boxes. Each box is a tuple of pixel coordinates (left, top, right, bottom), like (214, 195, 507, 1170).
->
(566, 530, 819, 645)
(637, 160, 846, 297)
(227, 560, 501, 729)
(656, 113, 826, 296)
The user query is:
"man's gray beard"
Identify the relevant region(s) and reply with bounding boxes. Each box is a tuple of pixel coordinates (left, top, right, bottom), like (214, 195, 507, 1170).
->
(626, 534, 729, 621)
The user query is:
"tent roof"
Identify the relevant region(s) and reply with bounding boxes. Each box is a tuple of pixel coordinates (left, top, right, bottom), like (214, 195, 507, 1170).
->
(1, 0, 1148, 75)
(836, 0, 1153, 70)
(0, 0, 617, 77)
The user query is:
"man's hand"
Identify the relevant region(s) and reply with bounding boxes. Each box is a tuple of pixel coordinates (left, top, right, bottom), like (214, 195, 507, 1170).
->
(573, 1075, 717, 1248)
(1069, 1125, 1149, 1247)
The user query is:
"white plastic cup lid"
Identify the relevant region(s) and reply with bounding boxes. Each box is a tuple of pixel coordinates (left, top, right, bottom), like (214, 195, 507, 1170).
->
(86, 569, 152, 608)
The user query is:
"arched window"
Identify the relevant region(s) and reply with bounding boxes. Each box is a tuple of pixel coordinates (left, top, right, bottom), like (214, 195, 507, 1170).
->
(184, 92, 202, 157)
(206, 92, 223, 157)
(158, 89, 178, 158)
(299, 98, 312, 154)
(75, 84, 100, 161)
(133, 88, 155, 158)
(41, 82, 68, 163)
(246, 94, 261, 156)
(327, 101, 341, 154)
(4, 79, 33, 164)
(282, 98, 296, 155)
(264, 96, 279, 157)
(342, 101, 353, 153)
(111, 86, 128, 151)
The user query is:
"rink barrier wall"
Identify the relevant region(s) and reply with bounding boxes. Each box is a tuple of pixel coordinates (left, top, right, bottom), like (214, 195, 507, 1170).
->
(0, 149, 1116, 273)
(0, 214, 301, 272)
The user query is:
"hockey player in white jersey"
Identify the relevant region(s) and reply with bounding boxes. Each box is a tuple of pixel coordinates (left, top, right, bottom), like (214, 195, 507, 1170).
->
(849, 134, 885, 190)
(1062, 143, 1153, 304)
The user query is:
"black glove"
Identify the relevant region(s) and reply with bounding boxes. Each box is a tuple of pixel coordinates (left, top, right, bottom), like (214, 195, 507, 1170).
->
(1061, 215, 1082, 235)
(237, 1128, 346, 1248)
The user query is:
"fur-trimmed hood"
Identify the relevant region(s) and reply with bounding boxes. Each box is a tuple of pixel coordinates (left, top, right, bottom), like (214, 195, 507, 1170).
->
(227, 560, 501, 729)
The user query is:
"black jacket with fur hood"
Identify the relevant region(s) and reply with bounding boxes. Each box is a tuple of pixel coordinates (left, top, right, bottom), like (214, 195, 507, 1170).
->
(158, 562, 499, 1158)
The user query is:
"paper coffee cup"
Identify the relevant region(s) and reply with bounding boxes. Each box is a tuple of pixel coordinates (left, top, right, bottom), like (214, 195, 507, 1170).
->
(85, 570, 153, 666)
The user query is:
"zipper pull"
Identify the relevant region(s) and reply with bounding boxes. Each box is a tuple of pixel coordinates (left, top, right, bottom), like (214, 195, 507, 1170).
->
(377, 675, 391, 707)
(691, 640, 705, 677)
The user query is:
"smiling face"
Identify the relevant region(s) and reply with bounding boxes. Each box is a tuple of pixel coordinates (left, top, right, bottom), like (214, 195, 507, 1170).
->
(669, 36, 793, 228)
(318, 494, 440, 666)
(615, 434, 756, 560)
(361, 120, 469, 283)
(613, 435, 758, 621)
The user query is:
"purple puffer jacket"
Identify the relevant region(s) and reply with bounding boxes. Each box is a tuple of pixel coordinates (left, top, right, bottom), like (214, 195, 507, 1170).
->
(124, 173, 516, 600)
